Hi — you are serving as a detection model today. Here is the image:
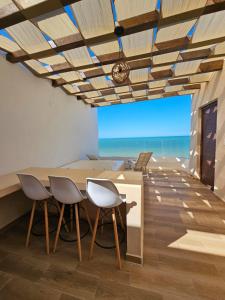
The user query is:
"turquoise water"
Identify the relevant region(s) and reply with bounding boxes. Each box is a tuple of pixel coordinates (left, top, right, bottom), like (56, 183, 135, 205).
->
(99, 136, 190, 158)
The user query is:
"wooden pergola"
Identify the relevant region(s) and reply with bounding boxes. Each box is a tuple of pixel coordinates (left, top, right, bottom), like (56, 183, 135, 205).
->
(1, 0, 225, 107)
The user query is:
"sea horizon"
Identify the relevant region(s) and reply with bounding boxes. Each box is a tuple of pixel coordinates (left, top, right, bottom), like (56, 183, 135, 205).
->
(99, 135, 190, 158)
(99, 134, 190, 140)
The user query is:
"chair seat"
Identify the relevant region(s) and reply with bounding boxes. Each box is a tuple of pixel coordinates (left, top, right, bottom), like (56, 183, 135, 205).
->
(82, 190, 125, 204)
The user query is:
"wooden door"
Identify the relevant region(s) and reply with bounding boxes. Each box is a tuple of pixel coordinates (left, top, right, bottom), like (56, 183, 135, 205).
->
(200, 101, 217, 189)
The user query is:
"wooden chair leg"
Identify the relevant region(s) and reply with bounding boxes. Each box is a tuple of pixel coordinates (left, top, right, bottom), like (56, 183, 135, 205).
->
(101, 215, 104, 235)
(112, 208, 122, 270)
(117, 206, 125, 231)
(44, 200, 50, 255)
(53, 203, 65, 253)
(70, 204, 73, 232)
(89, 207, 100, 260)
(82, 201, 93, 233)
(75, 204, 82, 262)
(26, 200, 36, 247)
(55, 201, 69, 233)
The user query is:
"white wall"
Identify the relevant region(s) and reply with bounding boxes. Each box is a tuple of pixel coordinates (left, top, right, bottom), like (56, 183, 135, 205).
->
(0, 56, 98, 228)
(190, 69, 225, 202)
(0, 57, 98, 175)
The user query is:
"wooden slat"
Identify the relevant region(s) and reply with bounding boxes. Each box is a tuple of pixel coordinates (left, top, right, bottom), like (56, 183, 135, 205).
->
(199, 58, 224, 72)
(148, 80, 167, 89)
(163, 91, 178, 97)
(6, 20, 52, 54)
(151, 66, 173, 79)
(91, 88, 199, 107)
(192, 9, 225, 44)
(174, 60, 202, 77)
(119, 93, 132, 99)
(77, 83, 93, 92)
(165, 85, 183, 93)
(148, 88, 165, 95)
(190, 72, 213, 83)
(100, 88, 115, 96)
(71, 0, 114, 39)
(155, 20, 196, 50)
(131, 83, 148, 91)
(0, 1, 19, 19)
(82, 68, 104, 78)
(67, 65, 217, 97)
(168, 77, 190, 85)
(115, 0, 158, 28)
(0, 0, 82, 29)
(37, 44, 225, 83)
(5, 1, 225, 63)
(161, 0, 207, 18)
(128, 58, 151, 69)
(183, 83, 201, 90)
(1, 0, 224, 105)
(180, 47, 213, 60)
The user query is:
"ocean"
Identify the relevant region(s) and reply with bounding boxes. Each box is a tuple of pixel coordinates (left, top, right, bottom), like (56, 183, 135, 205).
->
(99, 136, 190, 158)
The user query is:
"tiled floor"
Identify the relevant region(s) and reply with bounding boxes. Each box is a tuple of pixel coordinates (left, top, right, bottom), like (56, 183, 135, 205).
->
(1, 170, 225, 299)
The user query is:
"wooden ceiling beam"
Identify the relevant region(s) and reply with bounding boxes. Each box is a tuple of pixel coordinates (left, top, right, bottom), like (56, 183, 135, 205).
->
(77, 79, 206, 103)
(51, 54, 225, 88)
(35, 44, 225, 83)
(90, 90, 201, 107)
(5, 1, 225, 63)
(0, 0, 82, 29)
(90, 88, 200, 107)
(71, 66, 218, 98)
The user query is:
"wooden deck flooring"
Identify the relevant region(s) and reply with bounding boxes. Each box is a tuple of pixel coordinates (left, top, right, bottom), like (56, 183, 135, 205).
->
(1, 169, 225, 299)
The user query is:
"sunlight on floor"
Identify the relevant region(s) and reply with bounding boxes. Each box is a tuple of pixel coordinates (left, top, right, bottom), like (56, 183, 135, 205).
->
(182, 202, 189, 208)
(187, 211, 194, 219)
(168, 229, 225, 257)
(156, 195, 162, 202)
(202, 199, 212, 208)
(117, 174, 125, 180)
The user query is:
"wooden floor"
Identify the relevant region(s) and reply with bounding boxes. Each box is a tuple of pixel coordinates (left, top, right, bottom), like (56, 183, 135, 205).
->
(1, 169, 225, 299)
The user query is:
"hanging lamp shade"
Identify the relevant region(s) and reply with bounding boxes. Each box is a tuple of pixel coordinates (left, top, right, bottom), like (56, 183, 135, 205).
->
(112, 25, 130, 84)
(112, 61, 130, 84)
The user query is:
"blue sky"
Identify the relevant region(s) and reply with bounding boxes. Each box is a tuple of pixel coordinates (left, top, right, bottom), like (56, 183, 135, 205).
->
(98, 95, 192, 139)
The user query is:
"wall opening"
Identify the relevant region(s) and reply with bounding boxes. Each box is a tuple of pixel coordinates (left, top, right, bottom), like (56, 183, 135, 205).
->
(97, 95, 192, 158)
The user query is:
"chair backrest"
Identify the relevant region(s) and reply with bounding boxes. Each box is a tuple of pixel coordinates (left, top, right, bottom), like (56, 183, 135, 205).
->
(17, 173, 50, 201)
(49, 176, 84, 205)
(134, 152, 152, 171)
(86, 178, 122, 208)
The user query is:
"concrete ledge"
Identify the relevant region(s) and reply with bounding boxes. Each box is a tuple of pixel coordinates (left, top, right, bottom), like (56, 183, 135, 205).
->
(0, 190, 31, 230)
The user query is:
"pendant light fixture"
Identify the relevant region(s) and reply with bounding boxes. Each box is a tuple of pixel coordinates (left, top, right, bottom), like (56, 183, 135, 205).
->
(112, 26, 130, 84)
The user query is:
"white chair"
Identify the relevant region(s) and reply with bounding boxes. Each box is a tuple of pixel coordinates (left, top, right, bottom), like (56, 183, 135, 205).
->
(49, 176, 92, 262)
(86, 178, 125, 269)
(17, 173, 51, 254)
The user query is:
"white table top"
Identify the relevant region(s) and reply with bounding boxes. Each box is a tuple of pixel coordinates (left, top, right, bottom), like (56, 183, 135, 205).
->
(62, 160, 125, 171)
(0, 167, 142, 199)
